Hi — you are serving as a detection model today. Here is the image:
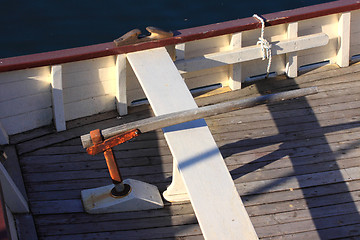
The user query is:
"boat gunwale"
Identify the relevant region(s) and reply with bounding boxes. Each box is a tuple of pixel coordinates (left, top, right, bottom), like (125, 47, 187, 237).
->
(0, 0, 359, 73)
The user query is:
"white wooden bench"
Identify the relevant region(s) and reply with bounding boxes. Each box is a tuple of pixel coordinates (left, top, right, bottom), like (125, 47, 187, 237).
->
(174, 32, 329, 73)
(127, 47, 258, 240)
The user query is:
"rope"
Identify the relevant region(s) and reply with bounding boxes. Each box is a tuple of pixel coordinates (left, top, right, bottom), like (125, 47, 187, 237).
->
(253, 14, 272, 77)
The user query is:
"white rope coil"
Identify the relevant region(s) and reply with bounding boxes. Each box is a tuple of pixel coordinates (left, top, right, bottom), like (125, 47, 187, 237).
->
(253, 14, 272, 77)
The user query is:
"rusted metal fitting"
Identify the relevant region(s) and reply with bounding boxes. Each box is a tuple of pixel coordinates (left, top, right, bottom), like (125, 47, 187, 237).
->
(87, 129, 140, 155)
(111, 183, 131, 198)
(114, 26, 173, 46)
(88, 129, 140, 197)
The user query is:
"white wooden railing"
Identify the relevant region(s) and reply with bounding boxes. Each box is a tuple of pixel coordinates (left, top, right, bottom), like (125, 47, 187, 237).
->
(0, 3, 359, 139)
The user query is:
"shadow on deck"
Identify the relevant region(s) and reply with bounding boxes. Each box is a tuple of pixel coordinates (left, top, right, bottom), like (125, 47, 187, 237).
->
(12, 63, 360, 239)
(220, 76, 360, 239)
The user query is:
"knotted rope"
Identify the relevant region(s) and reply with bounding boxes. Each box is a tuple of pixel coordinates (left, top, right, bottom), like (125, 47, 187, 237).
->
(253, 14, 272, 77)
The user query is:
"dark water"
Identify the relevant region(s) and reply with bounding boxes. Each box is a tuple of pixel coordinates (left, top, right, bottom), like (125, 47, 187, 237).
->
(0, 0, 333, 58)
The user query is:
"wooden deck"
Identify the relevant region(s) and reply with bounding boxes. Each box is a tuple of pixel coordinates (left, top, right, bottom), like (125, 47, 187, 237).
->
(11, 62, 360, 239)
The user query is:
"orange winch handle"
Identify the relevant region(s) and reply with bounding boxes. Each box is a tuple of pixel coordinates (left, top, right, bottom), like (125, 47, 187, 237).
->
(88, 129, 140, 185)
(87, 129, 140, 155)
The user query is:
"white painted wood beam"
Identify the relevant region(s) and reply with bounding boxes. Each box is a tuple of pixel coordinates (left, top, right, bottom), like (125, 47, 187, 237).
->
(116, 54, 128, 116)
(127, 47, 258, 240)
(337, 12, 351, 67)
(51, 65, 66, 132)
(286, 22, 298, 78)
(0, 122, 9, 145)
(161, 42, 189, 202)
(175, 32, 329, 73)
(0, 163, 29, 213)
(228, 33, 242, 90)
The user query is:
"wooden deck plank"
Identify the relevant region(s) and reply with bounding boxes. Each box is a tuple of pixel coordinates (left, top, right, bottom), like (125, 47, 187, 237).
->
(256, 212, 360, 238)
(15, 107, 155, 155)
(14, 62, 360, 239)
(33, 190, 360, 228)
(19, 146, 360, 178)
(36, 201, 360, 237)
(20, 137, 360, 182)
(23, 158, 360, 201)
(26, 167, 360, 215)
(19, 92, 360, 156)
(19, 116, 360, 163)
(27, 174, 360, 202)
(37, 213, 198, 237)
(260, 223, 360, 240)
(19, 112, 357, 176)
(32, 196, 360, 239)
(34, 204, 196, 225)
(19, 123, 360, 171)
(39, 224, 203, 240)
(32, 181, 360, 226)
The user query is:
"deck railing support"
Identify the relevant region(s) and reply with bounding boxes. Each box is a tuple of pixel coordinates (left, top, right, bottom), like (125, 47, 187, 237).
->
(116, 54, 128, 116)
(337, 12, 351, 67)
(229, 33, 243, 90)
(51, 65, 66, 132)
(286, 22, 299, 78)
(175, 43, 186, 61)
(163, 158, 189, 202)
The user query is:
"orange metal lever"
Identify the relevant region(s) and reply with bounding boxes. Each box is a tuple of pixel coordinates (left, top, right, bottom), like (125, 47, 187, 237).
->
(88, 129, 140, 186)
(87, 129, 140, 155)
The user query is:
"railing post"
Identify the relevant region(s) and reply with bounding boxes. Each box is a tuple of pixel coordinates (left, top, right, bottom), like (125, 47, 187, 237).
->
(51, 65, 66, 132)
(229, 32, 242, 90)
(175, 43, 185, 61)
(116, 54, 128, 116)
(337, 12, 351, 67)
(286, 22, 298, 78)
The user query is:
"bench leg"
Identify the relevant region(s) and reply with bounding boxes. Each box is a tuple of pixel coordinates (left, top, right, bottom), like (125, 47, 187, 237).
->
(163, 158, 190, 202)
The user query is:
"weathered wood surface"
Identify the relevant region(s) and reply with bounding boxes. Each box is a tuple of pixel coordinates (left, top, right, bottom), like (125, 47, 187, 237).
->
(13, 62, 360, 239)
(81, 87, 318, 148)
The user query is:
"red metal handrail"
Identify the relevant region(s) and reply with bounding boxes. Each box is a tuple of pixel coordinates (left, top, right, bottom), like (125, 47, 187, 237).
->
(0, 0, 359, 73)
